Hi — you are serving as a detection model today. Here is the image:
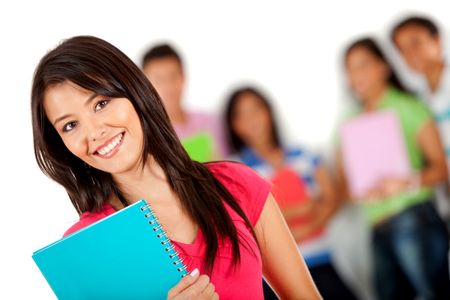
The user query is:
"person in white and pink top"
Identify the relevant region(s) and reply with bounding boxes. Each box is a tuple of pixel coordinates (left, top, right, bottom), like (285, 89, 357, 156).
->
(142, 44, 227, 162)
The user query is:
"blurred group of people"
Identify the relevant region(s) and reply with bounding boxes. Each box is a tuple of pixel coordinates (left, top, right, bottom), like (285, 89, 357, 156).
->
(141, 14, 450, 300)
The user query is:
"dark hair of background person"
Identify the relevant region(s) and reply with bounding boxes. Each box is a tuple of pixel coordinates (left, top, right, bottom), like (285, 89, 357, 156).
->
(31, 36, 255, 272)
(141, 43, 183, 70)
(224, 86, 282, 153)
(345, 37, 410, 94)
(391, 16, 440, 42)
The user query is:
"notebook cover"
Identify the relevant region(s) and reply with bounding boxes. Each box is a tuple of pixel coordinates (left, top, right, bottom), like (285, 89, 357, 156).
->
(32, 200, 187, 300)
(181, 132, 215, 162)
(340, 110, 411, 199)
(271, 167, 324, 241)
(271, 167, 308, 207)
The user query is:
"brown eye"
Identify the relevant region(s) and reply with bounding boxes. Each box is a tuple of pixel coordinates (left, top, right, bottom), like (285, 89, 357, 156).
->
(95, 99, 110, 111)
(62, 121, 77, 132)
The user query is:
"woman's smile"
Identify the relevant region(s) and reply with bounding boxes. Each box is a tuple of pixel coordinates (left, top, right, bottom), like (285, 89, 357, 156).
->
(94, 132, 125, 158)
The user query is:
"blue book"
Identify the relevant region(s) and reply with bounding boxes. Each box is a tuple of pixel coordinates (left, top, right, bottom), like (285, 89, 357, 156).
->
(32, 200, 187, 299)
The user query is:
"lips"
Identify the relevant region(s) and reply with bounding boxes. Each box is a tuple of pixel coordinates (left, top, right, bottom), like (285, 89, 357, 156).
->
(94, 132, 125, 158)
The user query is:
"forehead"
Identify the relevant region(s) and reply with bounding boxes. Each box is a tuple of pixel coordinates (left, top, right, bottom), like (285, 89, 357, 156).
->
(347, 47, 376, 63)
(143, 57, 182, 74)
(44, 81, 91, 104)
(43, 81, 93, 119)
(235, 92, 266, 112)
(395, 24, 434, 40)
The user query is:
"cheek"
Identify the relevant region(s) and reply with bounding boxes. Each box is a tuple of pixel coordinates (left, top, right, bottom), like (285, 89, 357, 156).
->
(174, 78, 184, 92)
(232, 117, 250, 137)
(359, 64, 384, 85)
(423, 43, 441, 59)
(403, 52, 417, 64)
(260, 113, 272, 130)
(119, 105, 144, 141)
(371, 67, 386, 82)
(61, 134, 88, 160)
(114, 107, 134, 124)
(114, 104, 141, 129)
(348, 70, 364, 87)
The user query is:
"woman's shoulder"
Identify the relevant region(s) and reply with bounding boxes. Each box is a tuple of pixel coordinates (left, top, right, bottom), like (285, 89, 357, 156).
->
(205, 161, 263, 182)
(63, 202, 115, 237)
(388, 87, 426, 107)
(387, 87, 432, 121)
(205, 161, 272, 225)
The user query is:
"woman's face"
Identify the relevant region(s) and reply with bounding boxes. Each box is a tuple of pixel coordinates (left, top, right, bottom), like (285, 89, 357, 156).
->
(346, 47, 389, 100)
(44, 81, 145, 175)
(231, 92, 272, 146)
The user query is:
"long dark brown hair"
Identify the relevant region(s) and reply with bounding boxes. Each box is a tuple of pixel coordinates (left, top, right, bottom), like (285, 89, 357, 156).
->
(31, 36, 255, 271)
(224, 86, 282, 153)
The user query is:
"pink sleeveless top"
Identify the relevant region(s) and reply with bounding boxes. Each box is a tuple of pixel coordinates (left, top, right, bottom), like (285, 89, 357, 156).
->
(64, 162, 271, 299)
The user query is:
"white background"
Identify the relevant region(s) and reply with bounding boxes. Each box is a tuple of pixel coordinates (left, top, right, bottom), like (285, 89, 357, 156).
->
(1, 1, 449, 298)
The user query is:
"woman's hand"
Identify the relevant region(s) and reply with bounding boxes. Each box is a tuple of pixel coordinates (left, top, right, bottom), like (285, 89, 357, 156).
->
(363, 176, 417, 201)
(167, 269, 219, 300)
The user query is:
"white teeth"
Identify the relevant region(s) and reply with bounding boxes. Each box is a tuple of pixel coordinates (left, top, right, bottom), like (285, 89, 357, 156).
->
(97, 133, 123, 156)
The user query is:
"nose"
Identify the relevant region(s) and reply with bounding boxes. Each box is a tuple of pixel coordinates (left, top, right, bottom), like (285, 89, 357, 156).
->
(85, 119, 107, 142)
(91, 128, 106, 141)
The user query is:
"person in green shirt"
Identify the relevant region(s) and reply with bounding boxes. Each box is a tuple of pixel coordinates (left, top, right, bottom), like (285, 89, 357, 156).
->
(336, 37, 449, 300)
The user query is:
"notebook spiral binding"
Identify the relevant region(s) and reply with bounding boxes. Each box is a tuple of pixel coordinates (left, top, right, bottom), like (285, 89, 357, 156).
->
(140, 203, 188, 278)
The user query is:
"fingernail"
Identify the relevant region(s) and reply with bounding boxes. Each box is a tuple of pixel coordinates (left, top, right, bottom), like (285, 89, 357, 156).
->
(190, 268, 199, 277)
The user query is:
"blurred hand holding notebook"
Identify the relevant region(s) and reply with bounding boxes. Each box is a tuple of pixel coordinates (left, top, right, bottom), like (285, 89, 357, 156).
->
(32, 200, 187, 300)
(340, 110, 411, 199)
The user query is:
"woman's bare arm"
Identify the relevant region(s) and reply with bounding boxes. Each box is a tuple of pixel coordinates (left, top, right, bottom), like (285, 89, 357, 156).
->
(255, 193, 322, 300)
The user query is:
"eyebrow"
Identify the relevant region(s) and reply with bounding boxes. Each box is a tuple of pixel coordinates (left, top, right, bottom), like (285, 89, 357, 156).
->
(53, 93, 99, 126)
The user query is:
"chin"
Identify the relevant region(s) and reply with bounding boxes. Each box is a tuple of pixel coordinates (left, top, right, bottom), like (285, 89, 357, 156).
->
(353, 89, 367, 99)
(407, 60, 425, 72)
(91, 161, 135, 176)
(411, 65, 425, 73)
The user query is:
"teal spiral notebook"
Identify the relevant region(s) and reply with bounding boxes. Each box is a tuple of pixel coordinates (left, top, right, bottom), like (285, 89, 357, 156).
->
(32, 200, 188, 299)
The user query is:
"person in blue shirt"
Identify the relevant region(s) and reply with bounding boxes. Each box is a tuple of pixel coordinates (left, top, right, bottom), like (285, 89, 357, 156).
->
(224, 86, 358, 300)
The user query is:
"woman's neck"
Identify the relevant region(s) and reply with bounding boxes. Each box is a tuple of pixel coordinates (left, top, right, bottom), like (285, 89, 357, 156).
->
(111, 156, 175, 208)
(110, 156, 197, 243)
(362, 83, 388, 112)
(249, 139, 284, 169)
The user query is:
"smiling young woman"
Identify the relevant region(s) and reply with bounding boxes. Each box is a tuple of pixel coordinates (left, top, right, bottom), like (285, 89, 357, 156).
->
(31, 36, 321, 299)
(43, 82, 144, 174)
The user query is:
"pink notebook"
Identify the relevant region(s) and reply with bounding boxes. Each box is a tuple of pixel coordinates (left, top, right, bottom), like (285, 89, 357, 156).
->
(340, 110, 411, 199)
(270, 167, 325, 241)
(271, 167, 308, 207)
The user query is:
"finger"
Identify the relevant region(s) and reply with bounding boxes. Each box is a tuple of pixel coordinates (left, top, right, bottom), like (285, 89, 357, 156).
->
(200, 282, 215, 298)
(167, 268, 200, 298)
(182, 274, 211, 297)
(213, 292, 219, 300)
(193, 274, 211, 291)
